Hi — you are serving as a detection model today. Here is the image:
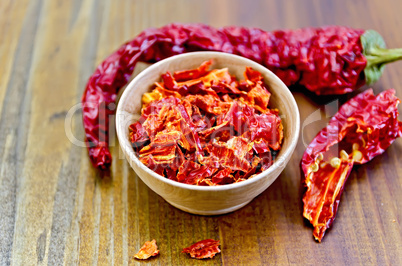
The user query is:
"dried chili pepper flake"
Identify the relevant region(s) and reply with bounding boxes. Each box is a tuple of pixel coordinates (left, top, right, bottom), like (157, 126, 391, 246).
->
(142, 89, 162, 106)
(141, 97, 180, 119)
(211, 168, 234, 185)
(184, 94, 227, 115)
(129, 61, 283, 185)
(242, 157, 261, 180)
(182, 68, 231, 88)
(200, 137, 252, 172)
(221, 101, 257, 135)
(240, 82, 271, 113)
(140, 144, 176, 164)
(198, 120, 231, 141)
(211, 81, 241, 95)
(252, 138, 271, 154)
(153, 83, 182, 99)
(244, 66, 264, 83)
(238, 68, 271, 113)
(259, 152, 273, 172)
(152, 130, 184, 146)
(138, 155, 164, 176)
(177, 160, 218, 185)
(226, 136, 254, 157)
(134, 239, 159, 260)
(217, 101, 243, 132)
(173, 59, 212, 81)
(247, 111, 283, 151)
(165, 168, 178, 181)
(302, 89, 402, 242)
(141, 114, 164, 141)
(191, 114, 208, 132)
(161, 71, 179, 91)
(182, 239, 221, 259)
(129, 122, 149, 146)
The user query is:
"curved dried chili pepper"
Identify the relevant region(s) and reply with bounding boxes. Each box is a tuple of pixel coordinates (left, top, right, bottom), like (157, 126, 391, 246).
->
(82, 23, 402, 169)
(301, 89, 402, 242)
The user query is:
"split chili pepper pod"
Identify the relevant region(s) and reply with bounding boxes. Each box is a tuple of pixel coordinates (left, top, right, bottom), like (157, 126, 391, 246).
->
(82, 23, 402, 169)
(301, 89, 402, 242)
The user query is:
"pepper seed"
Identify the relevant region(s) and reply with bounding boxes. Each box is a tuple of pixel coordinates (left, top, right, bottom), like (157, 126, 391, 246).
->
(330, 157, 341, 168)
(340, 150, 349, 160)
(311, 162, 319, 172)
(352, 143, 359, 150)
(352, 150, 363, 161)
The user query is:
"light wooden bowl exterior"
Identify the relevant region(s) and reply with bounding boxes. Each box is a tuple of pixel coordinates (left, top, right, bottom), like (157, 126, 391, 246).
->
(116, 52, 300, 215)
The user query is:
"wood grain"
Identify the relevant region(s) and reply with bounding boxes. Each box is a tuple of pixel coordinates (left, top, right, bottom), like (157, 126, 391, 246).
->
(0, 0, 401, 265)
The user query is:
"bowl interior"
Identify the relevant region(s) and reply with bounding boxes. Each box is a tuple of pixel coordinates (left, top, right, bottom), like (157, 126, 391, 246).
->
(116, 52, 300, 191)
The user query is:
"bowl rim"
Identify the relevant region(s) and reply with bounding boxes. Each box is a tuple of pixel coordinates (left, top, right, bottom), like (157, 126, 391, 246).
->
(116, 51, 300, 192)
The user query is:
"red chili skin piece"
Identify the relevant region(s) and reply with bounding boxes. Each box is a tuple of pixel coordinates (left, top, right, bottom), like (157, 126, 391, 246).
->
(83, 23, 376, 169)
(211, 168, 234, 185)
(173, 59, 212, 81)
(129, 122, 148, 146)
(259, 151, 273, 171)
(244, 110, 284, 151)
(211, 81, 241, 95)
(200, 137, 253, 172)
(182, 239, 221, 259)
(134, 239, 159, 260)
(176, 161, 218, 185)
(301, 89, 402, 242)
(141, 96, 180, 120)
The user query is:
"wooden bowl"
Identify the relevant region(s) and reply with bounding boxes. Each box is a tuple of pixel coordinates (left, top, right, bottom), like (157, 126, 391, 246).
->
(116, 52, 300, 215)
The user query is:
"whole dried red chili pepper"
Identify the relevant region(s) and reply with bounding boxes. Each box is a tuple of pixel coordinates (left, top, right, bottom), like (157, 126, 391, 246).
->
(82, 23, 402, 169)
(301, 89, 402, 242)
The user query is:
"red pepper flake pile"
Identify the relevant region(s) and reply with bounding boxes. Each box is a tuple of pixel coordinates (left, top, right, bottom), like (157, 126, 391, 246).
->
(134, 239, 159, 260)
(182, 239, 221, 259)
(129, 60, 283, 185)
(301, 89, 402, 242)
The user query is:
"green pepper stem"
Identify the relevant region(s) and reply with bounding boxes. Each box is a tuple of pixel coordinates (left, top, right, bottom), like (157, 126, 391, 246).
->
(361, 29, 400, 85)
(365, 47, 402, 69)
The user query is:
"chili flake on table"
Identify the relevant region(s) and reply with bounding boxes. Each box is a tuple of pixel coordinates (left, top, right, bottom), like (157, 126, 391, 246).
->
(182, 239, 221, 259)
(129, 60, 283, 185)
(134, 239, 160, 260)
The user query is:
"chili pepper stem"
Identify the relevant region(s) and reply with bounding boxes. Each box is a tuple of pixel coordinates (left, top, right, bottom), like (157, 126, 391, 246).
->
(361, 29, 402, 85)
(365, 47, 402, 70)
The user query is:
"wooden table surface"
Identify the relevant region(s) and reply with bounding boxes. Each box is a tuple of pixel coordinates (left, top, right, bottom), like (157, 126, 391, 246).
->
(1, 0, 402, 265)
